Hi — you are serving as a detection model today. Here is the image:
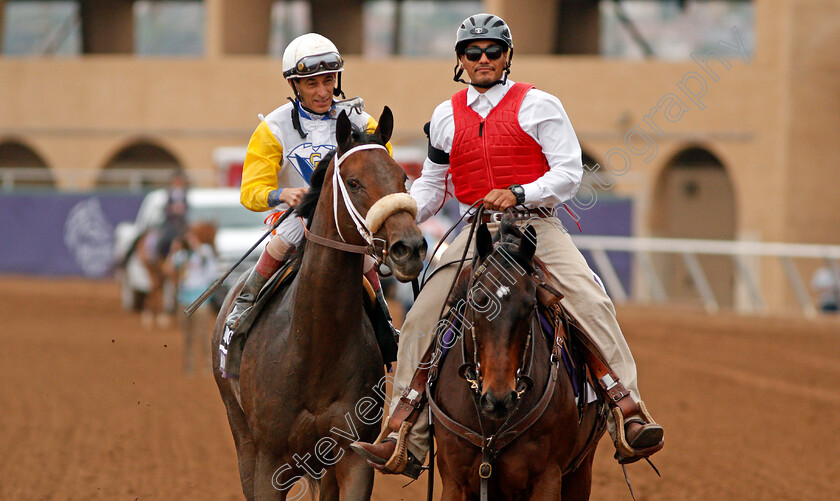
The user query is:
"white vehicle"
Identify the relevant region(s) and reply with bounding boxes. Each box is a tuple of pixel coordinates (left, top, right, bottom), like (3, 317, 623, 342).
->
(113, 188, 270, 311)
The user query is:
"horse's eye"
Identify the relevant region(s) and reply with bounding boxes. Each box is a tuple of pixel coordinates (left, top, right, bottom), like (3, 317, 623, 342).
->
(347, 179, 361, 190)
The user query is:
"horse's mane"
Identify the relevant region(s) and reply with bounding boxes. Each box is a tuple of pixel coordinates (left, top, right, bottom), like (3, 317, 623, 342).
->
(294, 126, 387, 226)
(446, 217, 536, 307)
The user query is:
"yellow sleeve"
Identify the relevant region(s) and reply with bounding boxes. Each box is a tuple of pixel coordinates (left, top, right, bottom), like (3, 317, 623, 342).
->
(240, 121, 283, 212)
(365, 116, 393, 157)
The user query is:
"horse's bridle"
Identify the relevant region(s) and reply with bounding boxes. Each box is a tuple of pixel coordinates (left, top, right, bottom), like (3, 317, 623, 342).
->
(425, 213, 573, 501)
(459, 251, 539, 403)
(303, 143, 417, 267)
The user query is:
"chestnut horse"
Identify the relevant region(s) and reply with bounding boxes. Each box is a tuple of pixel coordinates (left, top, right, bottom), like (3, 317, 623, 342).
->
(430, 219, 605, 500)
(212, 108, 427, 500)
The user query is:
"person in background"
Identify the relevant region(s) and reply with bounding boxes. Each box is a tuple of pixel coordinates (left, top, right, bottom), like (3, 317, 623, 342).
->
(168, 231, 218, 374)
(155, 170, 189, 261)
(811, 266, 840, 313)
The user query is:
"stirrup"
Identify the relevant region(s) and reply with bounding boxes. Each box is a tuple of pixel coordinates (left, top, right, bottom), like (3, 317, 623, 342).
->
(373, 422, 423, 479)
(612, 400, 664, 464)
(224, 303, 253, 331)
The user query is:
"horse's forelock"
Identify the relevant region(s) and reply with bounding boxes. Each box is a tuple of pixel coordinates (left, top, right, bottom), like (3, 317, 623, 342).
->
(350, 125, 387, 147)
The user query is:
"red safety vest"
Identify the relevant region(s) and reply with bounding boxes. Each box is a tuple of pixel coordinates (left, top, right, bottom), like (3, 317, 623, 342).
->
(448, 82, 549, 205)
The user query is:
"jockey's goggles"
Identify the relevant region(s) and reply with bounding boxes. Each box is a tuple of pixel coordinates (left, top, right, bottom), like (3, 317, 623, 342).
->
(463, 45, 505, 62)
(283, 52, 344, 78)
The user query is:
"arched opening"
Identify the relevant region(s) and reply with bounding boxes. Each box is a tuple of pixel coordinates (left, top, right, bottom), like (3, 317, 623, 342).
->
(0, 140, 56, 189)
(97, 141, 183, 190)
(651, 147, 737, 307)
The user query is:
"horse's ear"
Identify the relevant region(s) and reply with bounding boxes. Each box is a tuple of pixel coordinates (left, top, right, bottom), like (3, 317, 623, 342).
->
(476, 223, 493, 261)
(519, 224, 537, 261)
(375, 106, 394, 144)
(336, 109, 352, 153)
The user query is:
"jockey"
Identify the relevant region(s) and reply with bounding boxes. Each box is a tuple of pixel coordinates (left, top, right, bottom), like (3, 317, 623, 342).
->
(223, 33, 398, 356)
(350, 13, 664, 476)
(155, 170, 189, 260)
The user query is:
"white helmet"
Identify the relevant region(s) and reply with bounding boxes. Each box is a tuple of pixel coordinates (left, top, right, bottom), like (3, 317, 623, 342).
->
(282, 33, 344, 79)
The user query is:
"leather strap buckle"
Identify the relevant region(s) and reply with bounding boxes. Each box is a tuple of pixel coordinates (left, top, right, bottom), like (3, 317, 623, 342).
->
(400, 387, 423, 407)
(607, 384, 631, 404)
(478, 462, 492, 479)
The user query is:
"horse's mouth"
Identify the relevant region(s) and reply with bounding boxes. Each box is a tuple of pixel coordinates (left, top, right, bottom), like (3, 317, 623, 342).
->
(388, 258, 424, 282)
(385, 235, 427, 282)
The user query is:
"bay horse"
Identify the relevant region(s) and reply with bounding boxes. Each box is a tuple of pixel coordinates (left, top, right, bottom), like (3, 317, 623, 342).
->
(134, 221, 216, 327)
(430, 218, 605, 500)
(212, 108, 427, 500)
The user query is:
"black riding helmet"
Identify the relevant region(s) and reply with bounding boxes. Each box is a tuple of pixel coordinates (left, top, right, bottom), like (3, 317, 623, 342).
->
(453, 13, 514, 88)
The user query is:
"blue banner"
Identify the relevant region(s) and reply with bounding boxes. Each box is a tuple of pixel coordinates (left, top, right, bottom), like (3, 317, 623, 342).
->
(0, 192, 145, 277)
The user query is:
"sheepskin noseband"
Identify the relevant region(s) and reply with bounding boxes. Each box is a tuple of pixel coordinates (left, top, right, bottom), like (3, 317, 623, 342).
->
(365, 193, 418, 233)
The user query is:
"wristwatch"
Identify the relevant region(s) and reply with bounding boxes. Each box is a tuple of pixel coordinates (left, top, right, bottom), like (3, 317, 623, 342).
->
(508, 184, 525, 205)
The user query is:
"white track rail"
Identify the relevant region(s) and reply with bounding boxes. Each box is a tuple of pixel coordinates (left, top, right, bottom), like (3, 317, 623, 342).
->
(571, 235, 840, 317)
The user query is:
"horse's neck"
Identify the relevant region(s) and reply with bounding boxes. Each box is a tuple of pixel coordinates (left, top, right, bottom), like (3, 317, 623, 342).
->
(292, 214, 366, 344)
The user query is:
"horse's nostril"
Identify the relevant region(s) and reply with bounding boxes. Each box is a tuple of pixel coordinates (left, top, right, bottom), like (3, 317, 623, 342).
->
(388, 241, 409, 261)
(388, 237, 427, 263)
(416, 237, 428, 259)
(480, 393, 495, 413)
(504, 390, 518, 410)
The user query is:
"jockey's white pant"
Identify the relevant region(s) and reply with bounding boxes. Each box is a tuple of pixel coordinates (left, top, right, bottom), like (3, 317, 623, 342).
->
(265, 214, 306, 261)
(274, 214, 307, 248)
(387, 217, 642, 461)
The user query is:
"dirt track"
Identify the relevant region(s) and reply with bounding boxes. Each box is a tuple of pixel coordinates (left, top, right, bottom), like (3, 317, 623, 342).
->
(1, 276, 839, 500)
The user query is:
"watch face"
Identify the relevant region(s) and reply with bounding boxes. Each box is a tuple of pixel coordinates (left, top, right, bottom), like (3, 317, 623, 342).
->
(509, 184, 525, 204)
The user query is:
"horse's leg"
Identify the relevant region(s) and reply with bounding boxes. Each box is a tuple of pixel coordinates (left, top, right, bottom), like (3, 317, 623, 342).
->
(558, 452, 596, 501)
(526, 464, 564, 501)
(333, 453, 373, 501)
(252, 448, 288, 501)
(317, 467, 338, 501)
(218, 382, 257, 500)
(139, 257, 159, 328)
(437, 458, 468, 501)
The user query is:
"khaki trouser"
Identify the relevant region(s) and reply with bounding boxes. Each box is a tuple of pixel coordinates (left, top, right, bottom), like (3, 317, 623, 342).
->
(387, 217, 641, 461)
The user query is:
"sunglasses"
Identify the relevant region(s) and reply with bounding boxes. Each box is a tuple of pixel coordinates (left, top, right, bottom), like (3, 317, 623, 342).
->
(463, 45, 505, 62)
(284, 52, 343, 78)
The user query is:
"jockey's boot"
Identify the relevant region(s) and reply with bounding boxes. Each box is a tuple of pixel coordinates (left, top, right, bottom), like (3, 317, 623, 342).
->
(373, 286, 400, 342)
(608, 382, 664, 464)
(224, 249, 283, 331)
(349, 438, 423, 479)
(363, 264, 400, 342)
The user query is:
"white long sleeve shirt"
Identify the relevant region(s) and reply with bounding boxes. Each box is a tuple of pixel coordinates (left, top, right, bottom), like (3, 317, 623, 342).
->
(411, 79, 584, 223)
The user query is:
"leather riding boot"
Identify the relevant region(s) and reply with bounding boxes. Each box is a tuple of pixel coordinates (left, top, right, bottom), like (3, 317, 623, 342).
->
(610, 390, 664, 464)
(224, 267, 271, 331)
(349, 438, 422, 479)
(374, 287, 400, 342)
